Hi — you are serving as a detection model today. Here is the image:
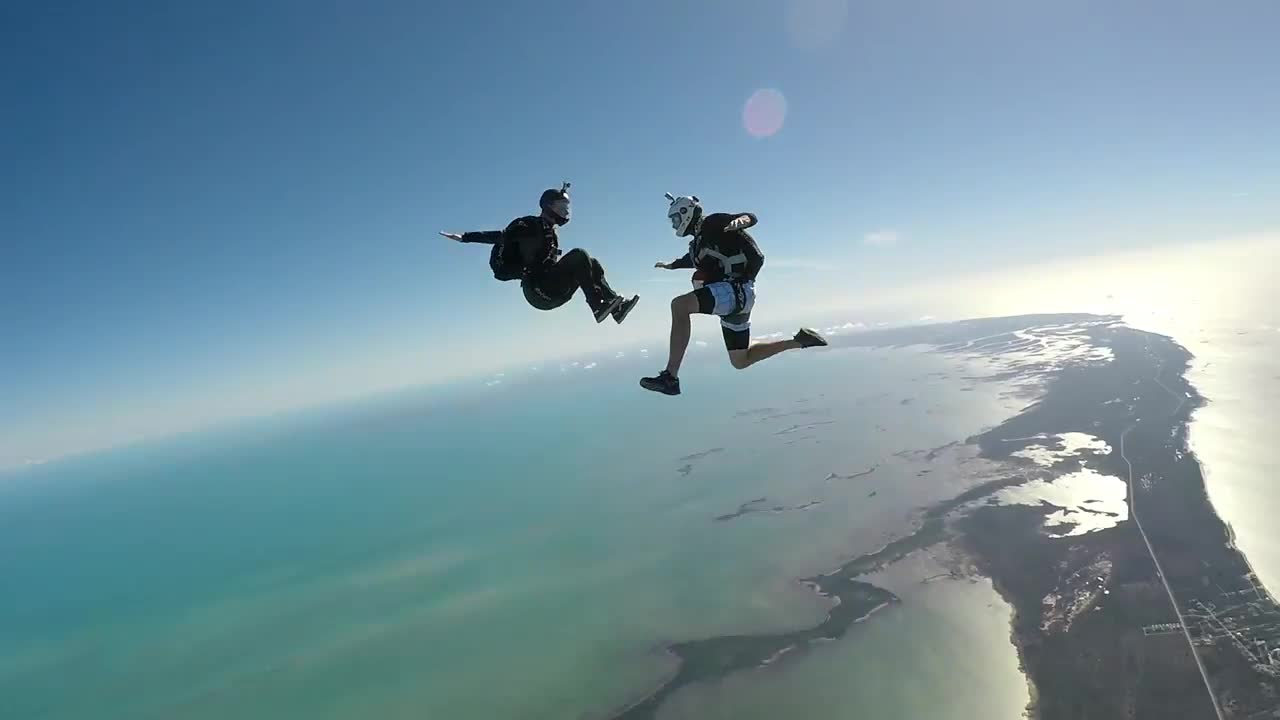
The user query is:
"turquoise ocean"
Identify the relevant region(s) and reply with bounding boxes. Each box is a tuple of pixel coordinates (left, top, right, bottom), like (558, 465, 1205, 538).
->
(5, 238, 1279, 720)
(2, 340, 1031, 720)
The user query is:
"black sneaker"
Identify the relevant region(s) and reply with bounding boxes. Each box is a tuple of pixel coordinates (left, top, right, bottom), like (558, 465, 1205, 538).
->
(612, 295, 639, 324)
(640, 370, 681, 396)
(794, 328, 828, 348)
(595, 296, 623, 323)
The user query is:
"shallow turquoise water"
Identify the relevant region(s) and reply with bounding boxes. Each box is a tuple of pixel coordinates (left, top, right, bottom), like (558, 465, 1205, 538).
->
(2, 343, 1030, 719)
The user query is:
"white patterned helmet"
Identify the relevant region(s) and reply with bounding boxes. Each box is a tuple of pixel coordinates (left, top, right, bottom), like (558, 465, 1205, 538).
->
(664, 192, 702, 237)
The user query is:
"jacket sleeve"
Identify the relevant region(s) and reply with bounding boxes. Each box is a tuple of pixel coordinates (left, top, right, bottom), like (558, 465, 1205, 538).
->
(459, 230, 504, 244)
(711, 213, 765, 280)
(725, 213, 758, 232)
(668, 252, 694, 269)
(742, 232, 764, 280)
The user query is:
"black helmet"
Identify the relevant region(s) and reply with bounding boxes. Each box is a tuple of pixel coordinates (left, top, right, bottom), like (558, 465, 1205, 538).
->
(539, 182, 571, 225)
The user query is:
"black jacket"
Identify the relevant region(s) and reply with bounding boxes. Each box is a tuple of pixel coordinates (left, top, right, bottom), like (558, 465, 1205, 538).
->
(667, 212, 764, 283)
(460, 215, 560, 270)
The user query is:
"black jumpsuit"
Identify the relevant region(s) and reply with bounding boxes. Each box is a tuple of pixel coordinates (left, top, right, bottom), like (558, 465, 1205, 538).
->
(460, 216, 620, 314)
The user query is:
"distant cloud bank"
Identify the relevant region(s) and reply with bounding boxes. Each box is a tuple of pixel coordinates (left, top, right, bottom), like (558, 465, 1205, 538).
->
(821, 321, 866, 337)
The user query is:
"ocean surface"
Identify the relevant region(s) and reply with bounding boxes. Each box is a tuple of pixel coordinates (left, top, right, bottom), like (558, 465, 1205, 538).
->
(1, 336, 1033, 720)
(3, 236, 1278, 719)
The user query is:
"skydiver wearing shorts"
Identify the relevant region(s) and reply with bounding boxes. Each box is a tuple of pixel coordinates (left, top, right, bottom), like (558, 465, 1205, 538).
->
(641, 193, 826, 396)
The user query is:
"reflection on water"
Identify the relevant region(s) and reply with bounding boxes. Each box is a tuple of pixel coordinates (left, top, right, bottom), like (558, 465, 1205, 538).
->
(884, 232, 1280, 594)
(1010, 432, 1113, 468)
(654, 552, 1031, 720)
(994, 469, 1129, 537)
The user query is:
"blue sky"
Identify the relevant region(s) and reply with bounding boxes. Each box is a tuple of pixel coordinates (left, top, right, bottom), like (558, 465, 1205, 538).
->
(3, 0, 1279, 467)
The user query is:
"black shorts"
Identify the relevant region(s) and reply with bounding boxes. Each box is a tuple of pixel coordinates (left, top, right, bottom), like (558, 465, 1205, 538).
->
(693, 280, 755, 351)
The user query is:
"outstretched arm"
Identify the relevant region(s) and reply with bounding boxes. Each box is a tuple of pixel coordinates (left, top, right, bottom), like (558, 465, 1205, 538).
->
(440, 230, 504, 244)
(724, 213, 757, 232)
(656, 252, 694, 270)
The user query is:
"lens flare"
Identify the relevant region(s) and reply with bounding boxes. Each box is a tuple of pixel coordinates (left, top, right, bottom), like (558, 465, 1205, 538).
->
(743, 88, 787, 138)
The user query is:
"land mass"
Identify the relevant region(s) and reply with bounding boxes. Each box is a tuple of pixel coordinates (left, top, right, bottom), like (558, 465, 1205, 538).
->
(954, 319, 1280, 719)
(714, 497, 823, 523)
(608, 314, 1280, 720)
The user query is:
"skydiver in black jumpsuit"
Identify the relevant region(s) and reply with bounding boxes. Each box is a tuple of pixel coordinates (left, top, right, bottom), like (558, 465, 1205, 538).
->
(440, 184, 639, 324)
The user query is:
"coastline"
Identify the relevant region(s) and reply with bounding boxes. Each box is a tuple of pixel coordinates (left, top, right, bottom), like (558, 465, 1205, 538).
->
(604, 315, 1280, 720)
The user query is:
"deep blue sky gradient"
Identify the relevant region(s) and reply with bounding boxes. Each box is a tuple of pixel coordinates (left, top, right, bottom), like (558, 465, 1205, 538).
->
(4, 0, 1278, 465)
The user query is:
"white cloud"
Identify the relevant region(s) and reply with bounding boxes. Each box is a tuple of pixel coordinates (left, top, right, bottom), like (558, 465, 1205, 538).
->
(640, 348, 649, 354)
(484, 379, 502, 387)
(694, 340, 708, 347)
(819, 321, 864, 338)
(615, 351, 625, 358)
(918, 315, 935, 322)
(864, 230, 900, 247)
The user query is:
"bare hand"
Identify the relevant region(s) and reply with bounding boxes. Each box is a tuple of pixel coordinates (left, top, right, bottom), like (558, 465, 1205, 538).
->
(439, 231, 464, 242)
(655, 261, 671, 269)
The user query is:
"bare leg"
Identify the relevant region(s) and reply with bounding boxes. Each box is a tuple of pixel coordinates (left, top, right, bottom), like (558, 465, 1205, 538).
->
(666, 293, 699, 377)
(729, 339, 802, 369)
